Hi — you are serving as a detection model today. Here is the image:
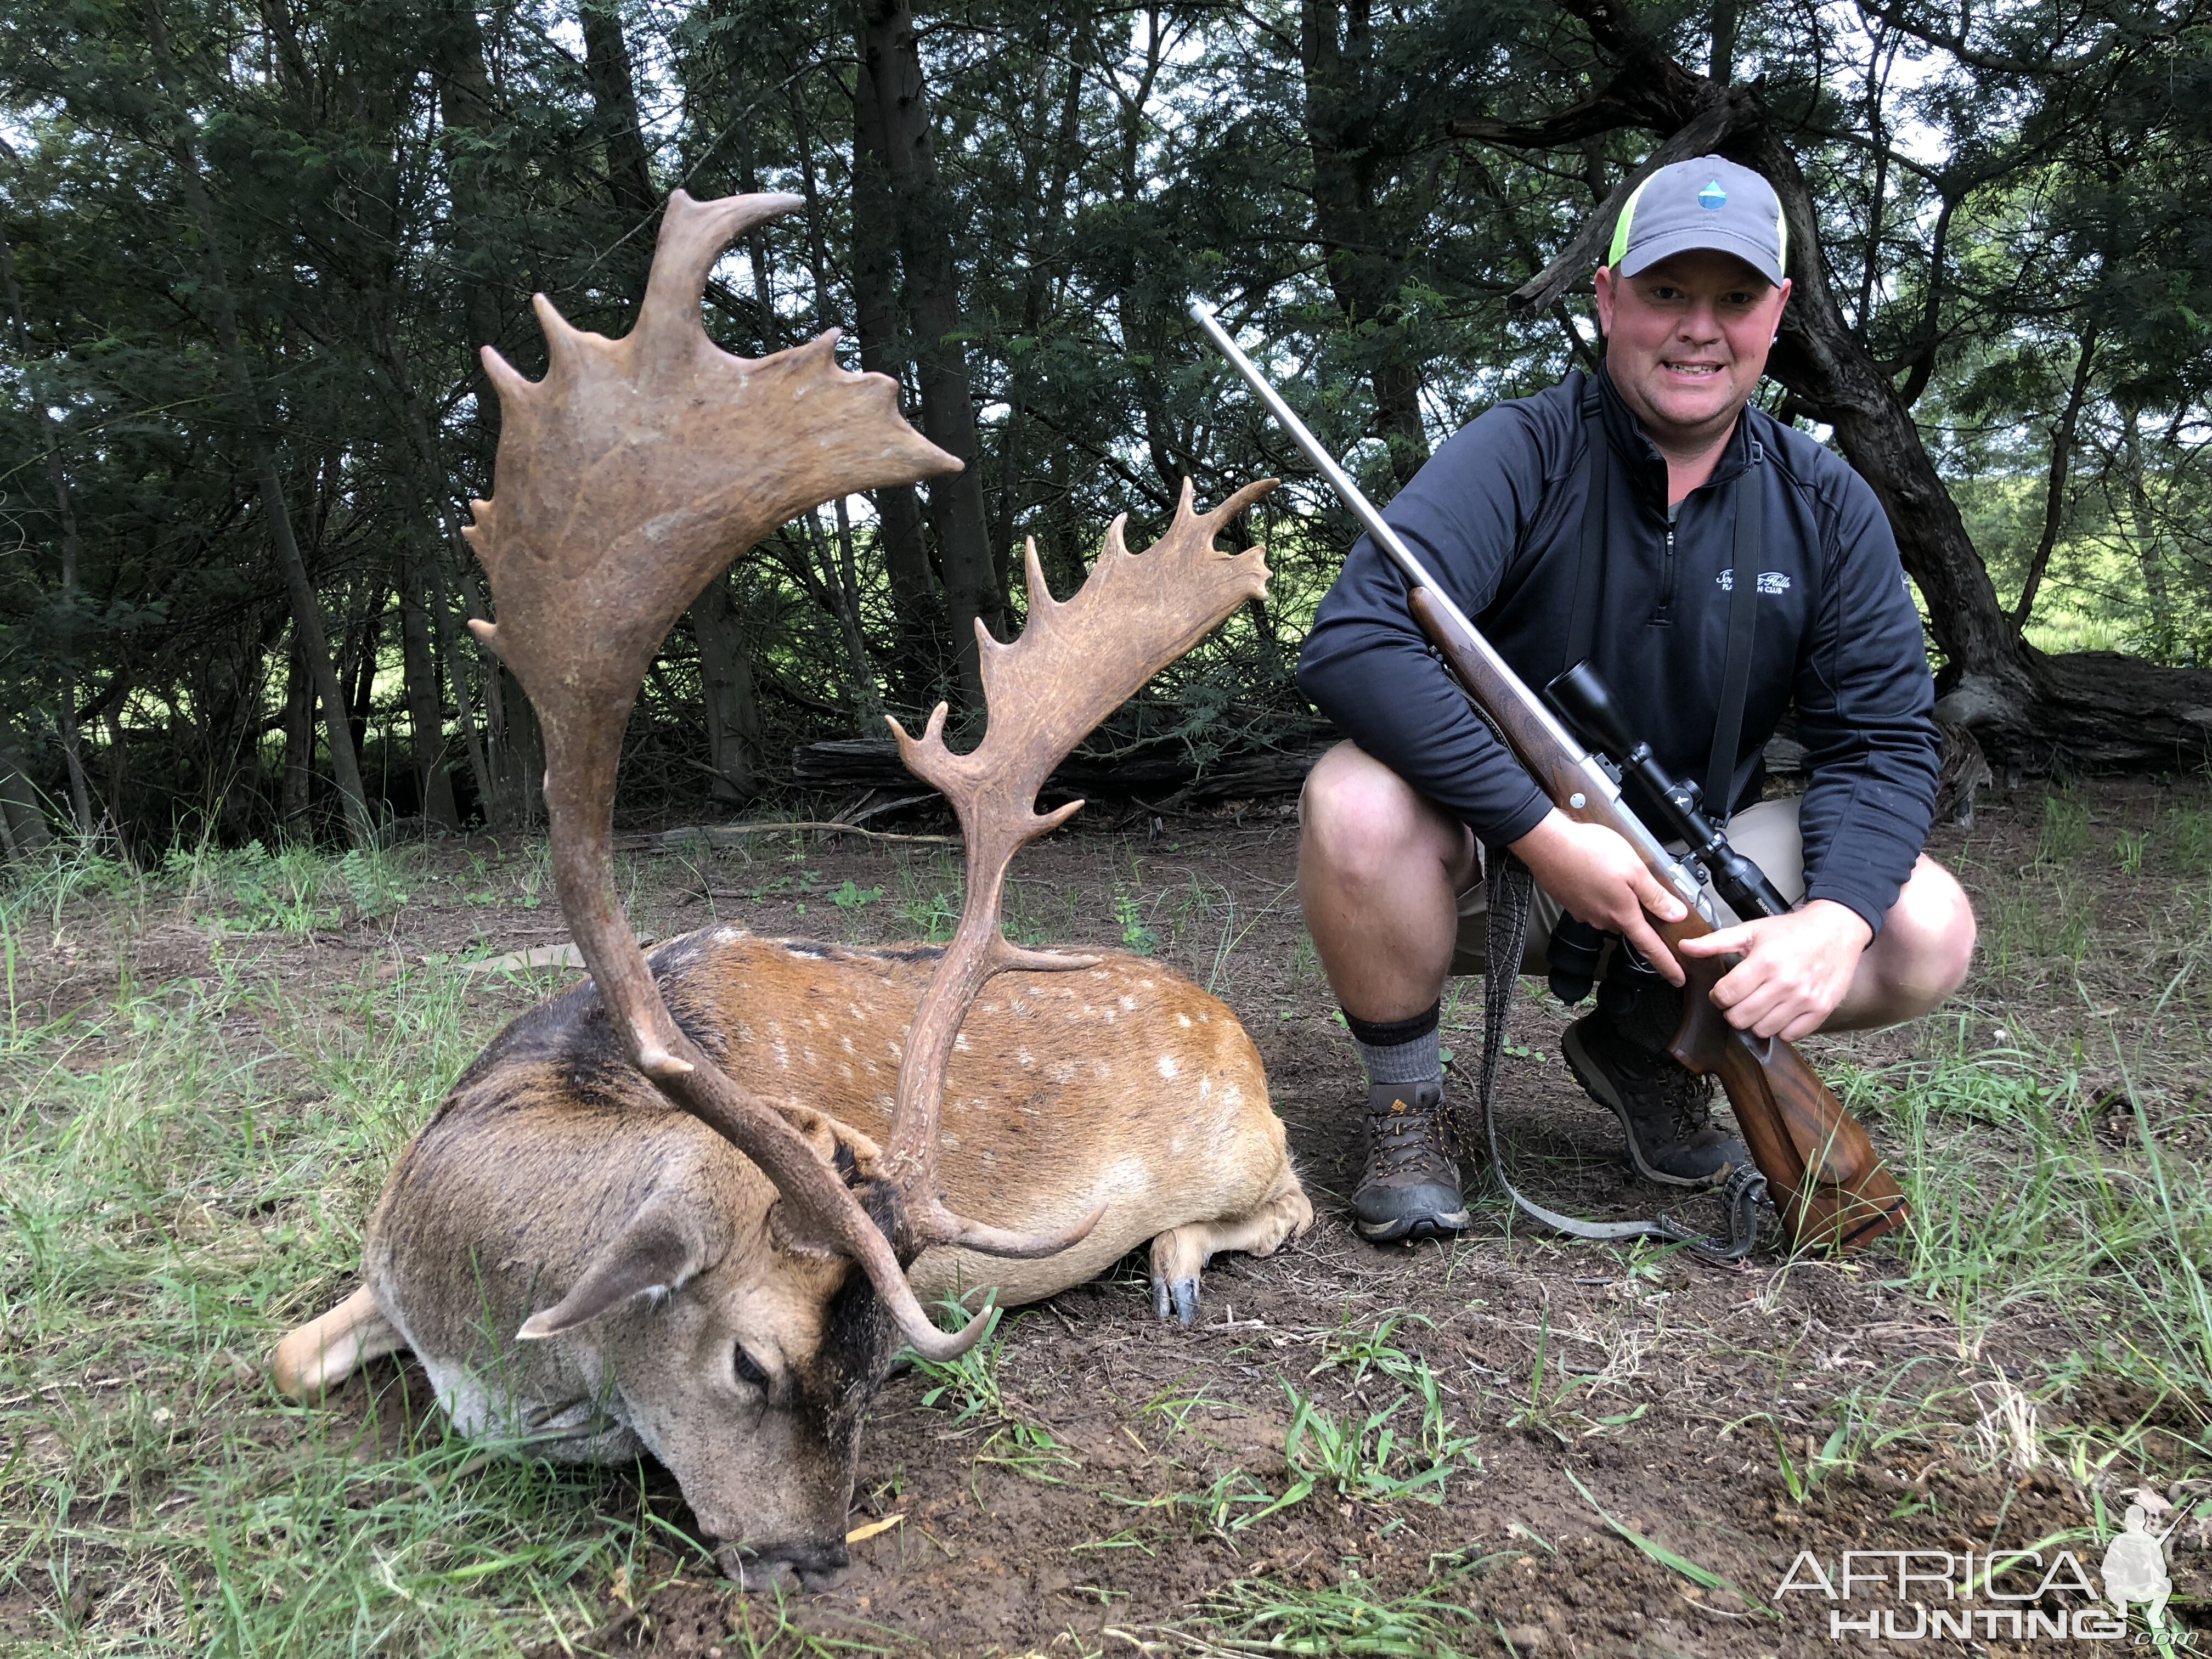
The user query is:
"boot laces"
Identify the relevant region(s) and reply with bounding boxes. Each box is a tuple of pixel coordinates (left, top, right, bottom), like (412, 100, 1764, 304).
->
(1367, 1095, 1453, 1177)
(1614, 1042, 1716, 1138)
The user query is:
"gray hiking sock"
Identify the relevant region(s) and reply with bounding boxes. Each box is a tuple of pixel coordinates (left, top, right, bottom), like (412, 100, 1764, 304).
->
(1345, 1001, 1443, 1088)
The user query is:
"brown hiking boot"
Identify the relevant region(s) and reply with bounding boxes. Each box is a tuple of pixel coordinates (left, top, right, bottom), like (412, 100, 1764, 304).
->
(1562, 1013, 1745, 1187)
(1352, 1081, 1471, 1242)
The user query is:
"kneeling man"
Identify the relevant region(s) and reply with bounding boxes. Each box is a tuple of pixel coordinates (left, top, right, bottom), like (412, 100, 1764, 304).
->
(1296, 156, 1977, 1242)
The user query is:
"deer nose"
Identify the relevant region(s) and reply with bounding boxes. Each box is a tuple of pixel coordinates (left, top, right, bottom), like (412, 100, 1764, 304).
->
(715, 1538, 849, 1594)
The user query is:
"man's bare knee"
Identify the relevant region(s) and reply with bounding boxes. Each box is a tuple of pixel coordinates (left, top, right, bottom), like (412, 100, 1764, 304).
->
(1301, 743, 1460, 885)
(1877, 857, 1976, 1014)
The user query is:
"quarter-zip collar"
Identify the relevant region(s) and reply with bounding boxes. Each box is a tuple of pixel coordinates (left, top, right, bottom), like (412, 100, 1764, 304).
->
(1592, 365, 1758, 514)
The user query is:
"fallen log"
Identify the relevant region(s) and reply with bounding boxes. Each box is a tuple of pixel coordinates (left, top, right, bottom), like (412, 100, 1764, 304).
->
(791, 738, 1333, 801)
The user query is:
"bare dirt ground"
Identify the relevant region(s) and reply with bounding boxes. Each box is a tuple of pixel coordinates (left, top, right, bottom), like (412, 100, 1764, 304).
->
(6, 779, 2208, 1656)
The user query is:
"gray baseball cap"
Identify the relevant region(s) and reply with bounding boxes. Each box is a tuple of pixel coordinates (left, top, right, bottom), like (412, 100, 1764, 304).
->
(1607, 156, 1787, 287)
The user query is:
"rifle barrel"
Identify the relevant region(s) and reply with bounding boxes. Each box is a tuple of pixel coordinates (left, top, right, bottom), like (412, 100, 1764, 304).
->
(1187, 298, 1698, 909)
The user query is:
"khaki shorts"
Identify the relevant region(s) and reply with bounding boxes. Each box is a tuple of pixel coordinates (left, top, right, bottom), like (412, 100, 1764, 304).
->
(1451, 795, 1808, 978)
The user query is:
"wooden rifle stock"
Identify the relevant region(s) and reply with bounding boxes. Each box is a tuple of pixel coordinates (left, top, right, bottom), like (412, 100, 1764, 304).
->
(1407, 588, 1908, 1252)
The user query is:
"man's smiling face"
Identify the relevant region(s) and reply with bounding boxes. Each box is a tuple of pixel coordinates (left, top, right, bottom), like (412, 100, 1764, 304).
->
(1593, 249, 1792, 458)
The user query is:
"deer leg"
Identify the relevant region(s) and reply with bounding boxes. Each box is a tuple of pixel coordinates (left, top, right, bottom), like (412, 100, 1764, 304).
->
(271, 1285, 407, 1401)
(1147, 1173, 1315, 1328)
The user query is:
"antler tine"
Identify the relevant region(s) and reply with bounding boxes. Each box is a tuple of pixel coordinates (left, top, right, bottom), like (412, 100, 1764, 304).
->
(465, 188, 1005, 1357)
(881, 478, 1279, 1258)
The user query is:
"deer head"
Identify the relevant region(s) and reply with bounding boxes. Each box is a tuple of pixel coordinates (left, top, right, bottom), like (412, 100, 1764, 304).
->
(457, 187, 1275, 1574)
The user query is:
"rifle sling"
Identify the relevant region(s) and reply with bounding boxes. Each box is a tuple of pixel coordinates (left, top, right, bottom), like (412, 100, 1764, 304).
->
(1469, 847, 1765, 1263)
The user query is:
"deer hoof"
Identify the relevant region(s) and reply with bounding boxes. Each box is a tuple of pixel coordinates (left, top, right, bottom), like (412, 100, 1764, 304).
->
(1152, 1276, 1200, 1328)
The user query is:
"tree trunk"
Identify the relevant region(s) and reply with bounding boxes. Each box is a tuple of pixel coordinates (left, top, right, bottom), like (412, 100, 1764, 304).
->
(846, 50, 945, 706)
(144, 1, 375, 845)
(427, 0, 509, 481)
(859, 0, 1004, 710)
(2118, 398, 2173, 657)
(2011, 321, 2098, 631)
(994, 22, 1089, 600)
(1301, 0, 1429, 486)
(0, 226, 95, 837)
(579, 0, 657, 307)
(396, 533, 461, 830)
(282, 634, 314, 831)
(343, 586, 383, 766)
(0, 745, 52, 857)
(689, 573, 764, 804)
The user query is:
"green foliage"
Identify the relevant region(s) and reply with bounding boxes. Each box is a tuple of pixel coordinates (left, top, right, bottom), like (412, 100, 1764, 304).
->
(5, 0, 2205, 854)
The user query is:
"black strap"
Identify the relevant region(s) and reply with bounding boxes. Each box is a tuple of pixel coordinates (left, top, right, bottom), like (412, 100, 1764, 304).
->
(1460, 847, 1768, 1263)
(1703, 443, 1765, 817)
(1564, 395, 1607, 675)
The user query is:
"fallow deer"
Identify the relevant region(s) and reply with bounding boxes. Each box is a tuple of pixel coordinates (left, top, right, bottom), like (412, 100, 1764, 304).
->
(271, 190, 1311, 1589)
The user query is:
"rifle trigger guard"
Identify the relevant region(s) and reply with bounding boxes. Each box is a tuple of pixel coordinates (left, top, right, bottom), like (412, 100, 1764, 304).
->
(1658, 1163, 1769, 1265)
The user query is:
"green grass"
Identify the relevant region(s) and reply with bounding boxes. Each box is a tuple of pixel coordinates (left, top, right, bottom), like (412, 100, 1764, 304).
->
(9, 791, 2212, 1651)
(1165, 1558, 1509, 1657)
(0, 846, 684, 1655)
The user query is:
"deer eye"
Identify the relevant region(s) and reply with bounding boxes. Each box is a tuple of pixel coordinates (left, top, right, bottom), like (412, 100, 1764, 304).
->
(732, 1345, 768, 1389)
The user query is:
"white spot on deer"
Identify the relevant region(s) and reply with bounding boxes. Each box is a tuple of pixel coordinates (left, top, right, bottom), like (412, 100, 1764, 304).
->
(838, 1064, 853, 1082)
(1156, 1054, 1178, 1080)
(980, 1001, 998, 1014)
(1199, 1077, 1212, 1101)
(848, 1004, 865, 1020)
(1089, 969, 1109, 980)
(1046, 1059, 1076, 1083)
(941, 1133, 961, 1151)
(1119, 995, 1136, 1012)
(886, 1040, 902, 1059)
(714, 926, 742, 944)
(1223, 1084, 1243, 1108)
(1138, 979, 1155, 990)
(840, 1036, 855, 1055)
(1102, 1009, 1116, 1024)
(1198, 1012, 1212, 1023)
(1094, 1060, 1111, 1079)
(979, 1150, 997, 1167)
(954, 1033, 970, 1052)
(772, 1040, 789, 1070)
(735, 1021, 754, 1044)
(1018, 1050, 1035, 1068)
(1177, 1013, 1192, 1028)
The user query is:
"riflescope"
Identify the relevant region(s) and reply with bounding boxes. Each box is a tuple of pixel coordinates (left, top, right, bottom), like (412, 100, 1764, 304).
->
(1541, 659, 1792, 924)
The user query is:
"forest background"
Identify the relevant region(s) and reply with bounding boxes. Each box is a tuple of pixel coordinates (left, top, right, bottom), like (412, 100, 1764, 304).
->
(2, 0, 2208, 855)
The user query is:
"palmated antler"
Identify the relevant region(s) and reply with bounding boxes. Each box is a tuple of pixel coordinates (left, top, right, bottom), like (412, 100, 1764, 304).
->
(465, 190, 1002, 1359)
(883, 478, 1278, 1261)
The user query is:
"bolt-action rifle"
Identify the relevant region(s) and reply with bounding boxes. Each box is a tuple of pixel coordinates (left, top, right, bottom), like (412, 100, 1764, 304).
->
(1190, 300, 1908, 1252)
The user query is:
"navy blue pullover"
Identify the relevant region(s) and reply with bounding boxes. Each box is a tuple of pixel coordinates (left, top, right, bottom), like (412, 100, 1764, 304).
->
(1296, 370, 1940, 936)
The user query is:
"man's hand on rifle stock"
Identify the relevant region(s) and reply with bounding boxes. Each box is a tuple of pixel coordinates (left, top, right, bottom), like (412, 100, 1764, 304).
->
(1677, 901, 1874, 1042)
(1509, 810, 1687, 985)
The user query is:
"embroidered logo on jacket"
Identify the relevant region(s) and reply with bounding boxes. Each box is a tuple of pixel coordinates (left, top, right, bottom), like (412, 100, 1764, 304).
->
(1716, 569, 1792, 594)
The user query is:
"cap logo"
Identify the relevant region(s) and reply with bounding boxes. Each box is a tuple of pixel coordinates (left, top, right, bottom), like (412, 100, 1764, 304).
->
(1697, 179, 1728, 210)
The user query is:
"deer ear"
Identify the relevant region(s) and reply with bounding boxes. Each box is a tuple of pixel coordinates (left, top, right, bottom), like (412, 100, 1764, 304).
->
(766, 1100, 883, 1189)
(516, 1195, 719, 1341)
